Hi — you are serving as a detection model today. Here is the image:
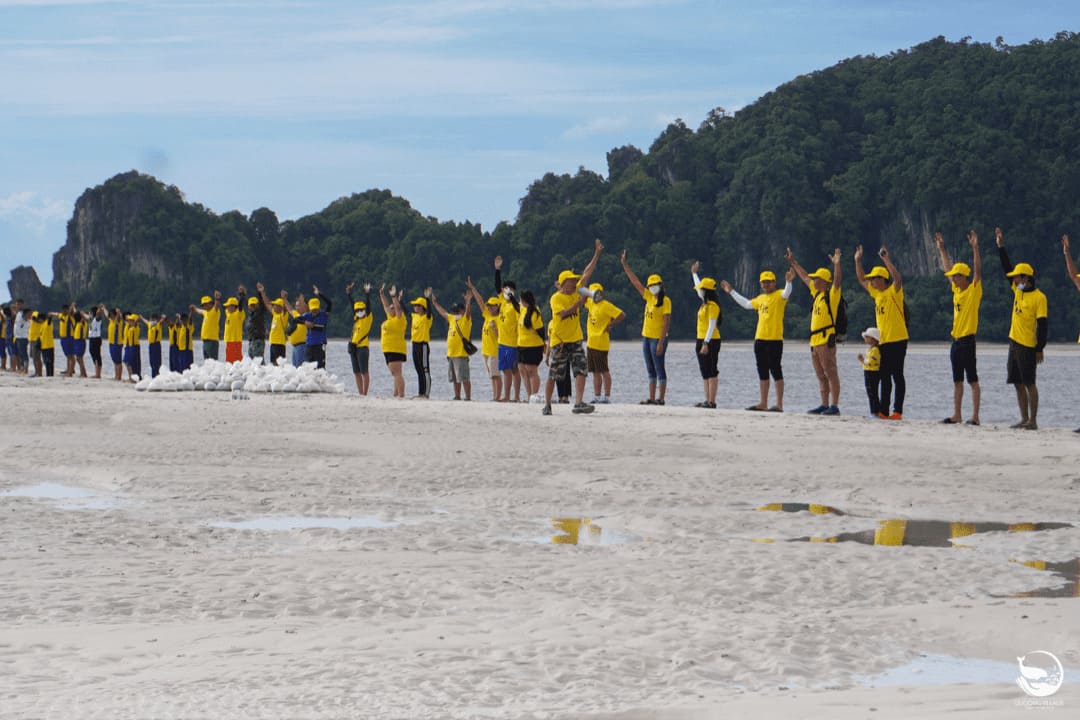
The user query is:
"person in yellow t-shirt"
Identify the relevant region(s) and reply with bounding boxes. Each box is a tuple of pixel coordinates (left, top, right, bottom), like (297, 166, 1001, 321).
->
(190, 291, 222, 361)
(142, 313, 164, 378)
(787, 247, 843, 415)
(493, 255, 521, 402)
(466, 276, 502, 401)
(28, 310, 44, 377)
(36, 312, 56, 377)
(855, 244, 908, 420)
(429, 288, 475, 401)
(122, 314, 142, 381)
(281, 293, 308, 367)
(543, 239, 602, 415)
(997, 228, 1047, 430)
(620, 249, 672, 405)
(857, 327, 882, 417)
(106, 307, 125, 380)
(690, 275, 723, 409)
(514, 290, 546, 401)
(584, 282, 625, 404)
(221, 295, 244, 363)
(378, 284, 408, 398)
(345, 282, 374, 395)
(935, 230, 983, 426)
(409, 296, 433, 398)
(719, 264, 795, 412)
(70, 304, 89, 378)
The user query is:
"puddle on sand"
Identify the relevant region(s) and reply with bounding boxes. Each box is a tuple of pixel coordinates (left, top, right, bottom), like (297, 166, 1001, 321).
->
(210, 516, 401, 531)
(1009, 558, 1080, 598)
(858, 653, 1019, 687)
(789, 520, 1072, 547)
(1, 483, 120, 510)
(515, 517, 639, 546)
(756, 503, 845, 516)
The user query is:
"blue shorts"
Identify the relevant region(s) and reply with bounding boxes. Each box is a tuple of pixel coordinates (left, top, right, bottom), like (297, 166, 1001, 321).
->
(0, 340, 6, 358)
(498, 345, 518, 372)
(123, 346, 138, 366)
(61, 336, 74, 356)
(109, 343, 123, 364)
(72, 339, 86, 356)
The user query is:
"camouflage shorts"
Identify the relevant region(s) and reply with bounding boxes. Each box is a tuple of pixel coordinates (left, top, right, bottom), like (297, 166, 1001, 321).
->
(549, 341, 587, 382)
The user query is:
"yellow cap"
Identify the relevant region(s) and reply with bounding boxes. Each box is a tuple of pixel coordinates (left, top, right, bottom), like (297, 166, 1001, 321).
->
(646, 274, 663, 286)
(944, 262, 971, 277)
(865, 266, 890, 280)
(308, 297, 321, 311)
(247, 296, 259, 306)
(808, 268, 832, 283)
(1006, 262, 1035, 278)
(486, 296, 501, 306)
(694, 277, 717, 291)
(224, 297, 239, 307)
(411, 297, 428, 309)
(588, 282, 604, 293)
(557, 270, 581, 285)
(353, 300, 367, 311)
(200, 295, 212, 305)
(759, 271, 776, 283)
(271, 298, 284, 306)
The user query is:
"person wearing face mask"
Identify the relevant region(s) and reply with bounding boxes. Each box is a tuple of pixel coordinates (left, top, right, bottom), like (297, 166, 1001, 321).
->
(345, 282, 374, 395)
(379, 285, 408, 398)
(466, 276, 503, 401)
(786, 248, 843, 416)
(493, 255, 522, 402)
(516, 290, 546, 401)
(997, 227, 1047, 430)
(855, 244, 907, 420)
(620, 250, 672, 405)
(427, 287, 475, 401)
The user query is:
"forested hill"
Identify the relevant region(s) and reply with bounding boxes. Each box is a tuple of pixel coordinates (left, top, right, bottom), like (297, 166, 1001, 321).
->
(9, 32, 1080, 341)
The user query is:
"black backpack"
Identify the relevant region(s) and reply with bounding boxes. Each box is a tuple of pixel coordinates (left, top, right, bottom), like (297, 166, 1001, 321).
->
(814, 291, 848, 343)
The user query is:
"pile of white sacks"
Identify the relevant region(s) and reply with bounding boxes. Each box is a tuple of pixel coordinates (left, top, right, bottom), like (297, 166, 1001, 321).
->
(134, 358, 344, 394)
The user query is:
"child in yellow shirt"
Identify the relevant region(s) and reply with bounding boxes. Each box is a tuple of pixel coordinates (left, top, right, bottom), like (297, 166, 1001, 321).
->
(857, 327, 881, 417)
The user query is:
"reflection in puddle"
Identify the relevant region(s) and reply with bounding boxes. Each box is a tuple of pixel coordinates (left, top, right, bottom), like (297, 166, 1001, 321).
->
(757, 503, 845, 516)
(515, 518, 639, 546)
(1, 483, 120, 510)
(210, 516, 400, 531)
(858, 653, 1018, 687)
(1010, 558, 1080, 598)
(790, 520, 1072, 547)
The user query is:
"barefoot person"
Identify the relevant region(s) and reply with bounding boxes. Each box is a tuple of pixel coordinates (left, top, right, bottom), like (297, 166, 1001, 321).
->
(718, 264, 794, 412)
(997, 227, 1047, 430)
(855, 244, 907, 420)
(935, 230, 983, 425)
(378, 284, 408, 398)
(786, 248, 843, 415)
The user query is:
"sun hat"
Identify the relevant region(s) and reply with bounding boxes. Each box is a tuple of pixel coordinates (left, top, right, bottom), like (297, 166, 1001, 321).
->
(861, 327, 880, 342)
(694, 277, 717, 291)
(865, 266, 891, 280)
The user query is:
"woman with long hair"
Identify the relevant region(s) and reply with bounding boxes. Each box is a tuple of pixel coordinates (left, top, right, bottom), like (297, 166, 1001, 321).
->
(620, 250, 672, 405)
(516, 290, 545, 400)
(409, 294, 433, 398)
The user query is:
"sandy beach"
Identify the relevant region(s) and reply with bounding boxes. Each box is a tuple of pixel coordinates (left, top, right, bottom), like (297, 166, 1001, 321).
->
(1, 372, 1077, 719)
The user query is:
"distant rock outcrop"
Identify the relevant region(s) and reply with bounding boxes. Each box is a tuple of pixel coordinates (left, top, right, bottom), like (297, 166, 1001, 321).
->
(6, 265, 46, 308)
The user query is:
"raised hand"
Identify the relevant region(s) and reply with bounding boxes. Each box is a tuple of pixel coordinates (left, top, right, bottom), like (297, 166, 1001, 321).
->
(719, 280, 732, 293)
(854, 245, 864, 262)
(783, 247, 794, 263)
(968, 230, 978, 247)
(691, 260, 700, 275)
(785, 268, 796, 283)
(1064, 234, 1072, 254)
(255, 282, 264, 293)
(363, 283, 372, 293)
(280, 289, 288, 298)
(345, 282, 355, 293)
(238, 284, 246, 294)
(494, 256, 503, 270)
(594, 238, 603, 254)
(934, 232, 944, 249)
(829, 248, 842, 264)
(423, 286, 433, 298)
(312, 284, 320, 296)
(995, 227, 1004, 247)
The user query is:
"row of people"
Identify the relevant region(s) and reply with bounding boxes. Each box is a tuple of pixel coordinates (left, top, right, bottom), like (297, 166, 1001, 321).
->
(0, 229, 1061, 427)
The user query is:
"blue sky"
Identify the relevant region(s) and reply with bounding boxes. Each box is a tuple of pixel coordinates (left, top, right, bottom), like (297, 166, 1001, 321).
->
(1, 0, 1075, 300)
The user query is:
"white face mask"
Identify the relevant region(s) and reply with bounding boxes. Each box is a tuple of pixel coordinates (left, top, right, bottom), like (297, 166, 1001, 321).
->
(1015, 281, 1027, 291)
(452, 313, 463, 320)
(356, 310, 367, 319)
(503, 289, 514, 300)
(648, 284, 661, 296)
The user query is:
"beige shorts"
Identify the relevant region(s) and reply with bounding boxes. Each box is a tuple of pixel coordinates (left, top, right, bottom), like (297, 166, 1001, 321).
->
(483, 354, 499, 378)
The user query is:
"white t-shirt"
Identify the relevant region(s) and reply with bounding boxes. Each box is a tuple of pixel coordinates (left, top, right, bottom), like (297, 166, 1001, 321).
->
(13, 316, 29, 339)
(89, 317, 103, 339)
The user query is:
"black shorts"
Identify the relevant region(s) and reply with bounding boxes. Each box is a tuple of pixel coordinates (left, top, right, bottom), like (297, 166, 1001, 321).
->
(384, 352, 407, 365)
(348, 344, 370, 374)
(950, 335, 978, 383)
(1006, 340, 1037, 386)
(89, 337, 103, 365)
(518, 345, 544, 366)
(586, 347, 609, 373)
(753, 339, 783, 381)
(695, 338, 721, 379)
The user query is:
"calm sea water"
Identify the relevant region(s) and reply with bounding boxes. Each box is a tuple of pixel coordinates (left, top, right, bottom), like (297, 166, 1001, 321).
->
(150, 339, 1079, 428)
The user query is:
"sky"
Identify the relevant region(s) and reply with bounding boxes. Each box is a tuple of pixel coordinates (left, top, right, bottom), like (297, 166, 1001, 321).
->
(1, 0, 1076, 300)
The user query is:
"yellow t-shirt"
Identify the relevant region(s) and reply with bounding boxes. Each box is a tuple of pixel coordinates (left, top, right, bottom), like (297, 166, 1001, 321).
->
(380, 313, 407, 355)
(168, 324, 177, 346)
(200, 306, 221, 341)
(696, 300, 721, 340)
(480, 311, 499, 357)
(750, 291, 787, 341)
(124, 323, 141, 347)
(147, 322, 162, 344)
(867, 284, 908, 344)
(57, 312, 70, 339)
(585, 299, 623, 352)
(72, 317, 88, 340)
(411, 312, 432, 343)
(176, 324, 190, 352)
(809, 285, 842, 347)
(223, 309, 244, 343)
(549, 290, 584, 345)
(38, 319, 54, 349)
(107, 318, 119, 344)
(496, 299, 519, 347)
(28, 319, 42, 343)
(950, 280, 982, 339)
(1009, 287, 1048, 348)
(288, 310, 307, 346)
(447, 314, 474, 358)
(861, 345, 881, 372)
(351, 314, 374, 347)
(517, 307, 545, 348)
(269, 310, 288, 345)
(640, 289, 672, 340)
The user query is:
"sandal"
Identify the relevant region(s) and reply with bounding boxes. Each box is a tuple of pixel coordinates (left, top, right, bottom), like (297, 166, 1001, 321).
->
(965, 419, 980, 426)
(640, 399, 656, 405)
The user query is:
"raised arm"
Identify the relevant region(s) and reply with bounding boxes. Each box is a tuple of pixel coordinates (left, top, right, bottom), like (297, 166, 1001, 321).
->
(691, 260, 704, 300)
(934, 232, 952, 272)
(579, 239, 603, 288)
(281, 290, 297, 315)
(1063, 235, 1080, 292)
(784, 248, 813, 290)
(829, 248, 842, 289)
(719, 280, 754, 310)
(879, 245, 900, 291)
(256, 282, 272, 311)
(969, 230, 982, 284)
(995, 227, 1014, 278)
(853, 245, 869, 291)
(426, 287, 449, 320)
(378, 284, 393, 316)
(620, 249, 645, 294)
(465, 276, 495, 317)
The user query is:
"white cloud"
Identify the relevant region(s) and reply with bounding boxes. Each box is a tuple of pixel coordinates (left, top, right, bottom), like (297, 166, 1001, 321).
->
(561, 116, 631, 140)
(0, 191, 69, 225)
